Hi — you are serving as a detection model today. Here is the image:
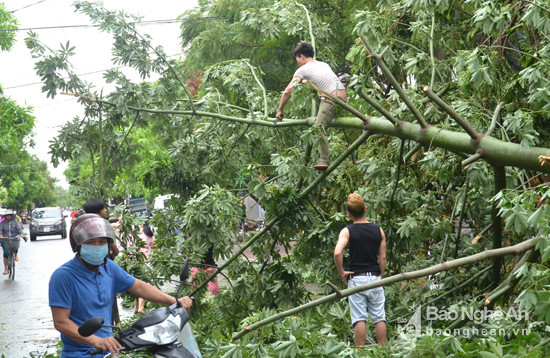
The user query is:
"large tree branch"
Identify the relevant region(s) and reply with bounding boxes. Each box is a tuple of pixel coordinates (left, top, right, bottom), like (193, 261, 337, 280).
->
(389, 265, 492, 325)
(357, 89, 398, 124)
(423, 87, 480, 140)
(62, 92, 550, 174)
(462, 102, 503, 168)
(231, 239, 535, 342)
(485, 249, 537, 305)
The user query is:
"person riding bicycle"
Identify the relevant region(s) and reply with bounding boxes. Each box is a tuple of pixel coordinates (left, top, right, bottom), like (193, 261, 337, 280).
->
(0, 210, 25, 275)
(49, 214, 193, 357)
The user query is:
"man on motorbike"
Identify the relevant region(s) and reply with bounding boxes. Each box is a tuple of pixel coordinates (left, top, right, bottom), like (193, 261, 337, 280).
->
(0, 210, 25, 274)
(49, 214, 193, 357)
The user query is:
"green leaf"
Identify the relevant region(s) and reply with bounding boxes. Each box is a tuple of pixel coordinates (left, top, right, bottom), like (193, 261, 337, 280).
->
(527, 207, 543, 227)
(478, 351, 499, 358)
(489, 341, 503, 357)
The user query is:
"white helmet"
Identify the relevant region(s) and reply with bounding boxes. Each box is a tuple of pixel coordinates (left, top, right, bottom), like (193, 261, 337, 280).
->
(70, 214, 115, 253)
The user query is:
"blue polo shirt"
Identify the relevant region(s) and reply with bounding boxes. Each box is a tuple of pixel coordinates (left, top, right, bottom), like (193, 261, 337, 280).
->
(49, 256, 136, 357)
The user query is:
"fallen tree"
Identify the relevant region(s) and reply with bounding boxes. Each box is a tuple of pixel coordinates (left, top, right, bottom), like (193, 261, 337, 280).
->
(231, 238, 536, 341)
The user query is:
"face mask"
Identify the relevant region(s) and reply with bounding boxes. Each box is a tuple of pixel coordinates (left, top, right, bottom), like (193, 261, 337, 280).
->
(80, 244, 109, 266)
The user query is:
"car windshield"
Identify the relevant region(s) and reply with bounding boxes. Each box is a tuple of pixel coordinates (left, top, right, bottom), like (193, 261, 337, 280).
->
(33, 209, 61, 219)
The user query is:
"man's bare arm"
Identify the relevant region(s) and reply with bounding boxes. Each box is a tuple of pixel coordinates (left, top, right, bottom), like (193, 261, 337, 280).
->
(378, 228, 387, 278)
(128, 279, 193, 309)
(276, 76, 301, 121)
(51, 306, 122, 354)
(334, 228, 354, 284)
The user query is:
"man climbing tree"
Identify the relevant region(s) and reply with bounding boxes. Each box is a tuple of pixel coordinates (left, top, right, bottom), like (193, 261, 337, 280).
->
(275, 42, 347, 170)
(334, 193, 387, 346)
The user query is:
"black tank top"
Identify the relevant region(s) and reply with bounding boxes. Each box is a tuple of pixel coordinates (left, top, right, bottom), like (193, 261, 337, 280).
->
(346, 222, 382, 275)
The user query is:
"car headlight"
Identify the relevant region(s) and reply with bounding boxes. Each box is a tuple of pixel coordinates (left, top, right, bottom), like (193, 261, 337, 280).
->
(137, 314, 182, 345)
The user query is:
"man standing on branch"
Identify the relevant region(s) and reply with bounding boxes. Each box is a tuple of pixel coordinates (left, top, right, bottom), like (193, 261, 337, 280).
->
(334, 193, 387, 346)
(276, 42, 346, 170)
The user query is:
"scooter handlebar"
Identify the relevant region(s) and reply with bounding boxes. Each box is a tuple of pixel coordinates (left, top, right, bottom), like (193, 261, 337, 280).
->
(88, 347, 103, 355)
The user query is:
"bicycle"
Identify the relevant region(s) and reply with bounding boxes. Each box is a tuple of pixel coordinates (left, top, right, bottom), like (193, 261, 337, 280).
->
(2, 236, 24, 280)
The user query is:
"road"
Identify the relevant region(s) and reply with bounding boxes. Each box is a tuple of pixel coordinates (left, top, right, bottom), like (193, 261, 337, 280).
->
(0, 218, 132, 357)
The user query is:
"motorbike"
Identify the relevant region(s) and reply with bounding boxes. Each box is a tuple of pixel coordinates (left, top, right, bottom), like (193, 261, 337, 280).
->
(78, 258, 201, 357)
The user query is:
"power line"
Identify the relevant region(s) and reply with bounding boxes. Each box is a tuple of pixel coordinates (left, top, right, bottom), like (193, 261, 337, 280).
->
(0, 18, 183, 32)
(3, 53, 182, 90)
(4, 68, 113, 89)
(0, 0, 47, 15)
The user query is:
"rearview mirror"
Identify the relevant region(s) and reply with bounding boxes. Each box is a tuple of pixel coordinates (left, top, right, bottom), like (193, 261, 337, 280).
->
(78, 317, 104, 337)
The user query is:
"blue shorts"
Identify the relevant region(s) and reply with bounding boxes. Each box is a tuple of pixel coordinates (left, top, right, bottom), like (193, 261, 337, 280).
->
(1, 241, 7, 259)
(347, 274, 386, 325)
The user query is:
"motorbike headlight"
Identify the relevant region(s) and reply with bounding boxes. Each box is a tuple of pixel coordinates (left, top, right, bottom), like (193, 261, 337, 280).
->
(137, 314, 182, 345)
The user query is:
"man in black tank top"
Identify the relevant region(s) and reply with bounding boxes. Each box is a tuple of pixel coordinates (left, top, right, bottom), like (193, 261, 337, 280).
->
(334, 193, 387, 346)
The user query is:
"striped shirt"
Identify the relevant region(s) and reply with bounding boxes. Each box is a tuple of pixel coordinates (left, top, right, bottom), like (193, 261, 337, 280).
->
(293, 60, 345, 95)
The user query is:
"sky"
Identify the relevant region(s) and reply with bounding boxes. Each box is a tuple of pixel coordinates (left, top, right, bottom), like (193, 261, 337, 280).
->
(0, 0, 198, 189)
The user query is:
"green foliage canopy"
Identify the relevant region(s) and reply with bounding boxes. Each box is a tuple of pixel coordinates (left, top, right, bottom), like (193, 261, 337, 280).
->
(25, 0, 550, 356)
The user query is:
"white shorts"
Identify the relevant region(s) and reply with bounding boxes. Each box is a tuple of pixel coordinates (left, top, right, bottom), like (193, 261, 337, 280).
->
(347, 274, 386, 325)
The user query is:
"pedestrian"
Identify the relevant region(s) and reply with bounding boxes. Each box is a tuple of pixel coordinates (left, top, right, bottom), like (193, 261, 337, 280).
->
(14, 212, 22, 226)
(276, 42, 347, 170)
(48, 214, 193, 357)
(20, 210, 28, 224)
(334, 193, 387, 346)
(83, 198, 119, 259)
(191, 246, 220, 295)
(134, 222, 156, 314)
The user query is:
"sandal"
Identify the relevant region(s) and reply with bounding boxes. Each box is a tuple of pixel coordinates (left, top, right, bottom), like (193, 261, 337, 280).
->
(2, 271, 7, 275)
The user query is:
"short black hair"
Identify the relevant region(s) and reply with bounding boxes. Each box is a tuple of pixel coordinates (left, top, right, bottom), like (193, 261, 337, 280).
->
(142, 222, 154, 237)
(83, 198, 106, 214)
(294, 42, 314, 59)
